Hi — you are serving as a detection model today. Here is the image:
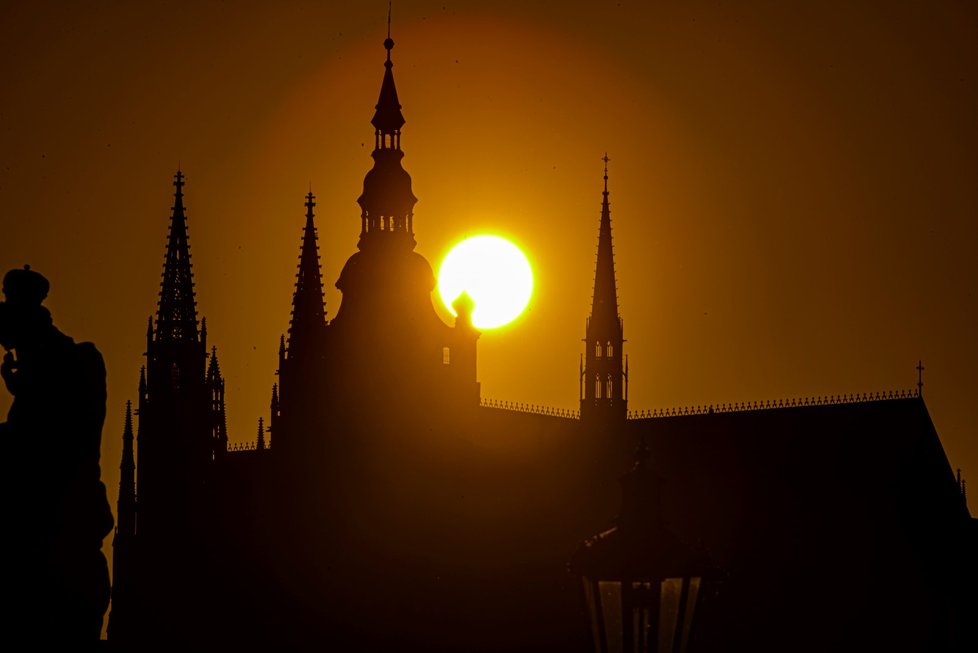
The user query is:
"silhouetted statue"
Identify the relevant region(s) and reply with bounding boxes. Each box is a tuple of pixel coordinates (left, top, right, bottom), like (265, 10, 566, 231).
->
(0, 266, 113, 642)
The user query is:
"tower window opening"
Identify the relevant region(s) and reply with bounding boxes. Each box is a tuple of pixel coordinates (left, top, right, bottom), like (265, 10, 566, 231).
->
(596, 342, 603, 358)
(595, 375, 602, 399)
(443, 346, 451, 365)
(607, 342, 613, 357)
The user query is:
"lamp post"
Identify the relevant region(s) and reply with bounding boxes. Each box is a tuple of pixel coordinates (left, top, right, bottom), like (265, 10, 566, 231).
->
(570, 440, 720, 653)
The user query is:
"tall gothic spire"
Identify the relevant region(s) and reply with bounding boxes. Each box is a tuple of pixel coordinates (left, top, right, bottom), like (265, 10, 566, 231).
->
(356, 34, 418, 249)
(581, 155, 626, 421)
(155, 170, 199, 343)
(287, 191, 327, 357)
(590, 154, 620, 327)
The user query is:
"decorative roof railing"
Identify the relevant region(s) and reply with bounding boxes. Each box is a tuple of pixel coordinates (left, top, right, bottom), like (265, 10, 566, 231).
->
(480, 397, 580, 419)
(626, 388, 921, 420)
(479, 388, 921, 422)
(227, 441, 270, 453)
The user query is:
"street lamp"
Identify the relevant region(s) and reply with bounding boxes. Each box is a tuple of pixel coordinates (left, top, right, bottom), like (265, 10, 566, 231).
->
(570, 440, 720, 653)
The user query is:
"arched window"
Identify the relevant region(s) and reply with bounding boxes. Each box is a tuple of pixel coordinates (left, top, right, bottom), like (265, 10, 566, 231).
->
(595, 375, 602, 399)
(443, 346, 451, 365)
(595, 342, 603, 358)
(607, 342, 614, 358)
(606, 374, 613, 400)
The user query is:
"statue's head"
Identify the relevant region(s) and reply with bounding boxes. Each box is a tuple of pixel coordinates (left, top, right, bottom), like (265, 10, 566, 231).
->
(0, 266, 53, 350)
(3, 265, 49, 307)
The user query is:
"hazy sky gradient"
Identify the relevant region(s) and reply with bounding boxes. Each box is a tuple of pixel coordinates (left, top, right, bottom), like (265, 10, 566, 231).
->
(2, 1, 975, 524)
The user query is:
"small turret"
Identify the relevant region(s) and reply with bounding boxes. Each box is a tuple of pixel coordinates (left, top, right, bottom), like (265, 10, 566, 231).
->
(206, 346, 228, 458)
(269, 383, 280, 444)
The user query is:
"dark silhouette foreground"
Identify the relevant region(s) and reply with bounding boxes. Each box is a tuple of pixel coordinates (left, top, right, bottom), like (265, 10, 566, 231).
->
(0, 266, 113, 642)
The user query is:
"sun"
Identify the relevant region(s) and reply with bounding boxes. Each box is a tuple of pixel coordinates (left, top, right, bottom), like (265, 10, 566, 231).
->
(438, 235, 533, 329)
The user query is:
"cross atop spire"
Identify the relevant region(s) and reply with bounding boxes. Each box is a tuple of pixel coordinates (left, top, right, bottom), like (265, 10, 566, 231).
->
(154, 170, 199, 343)
(917, 360, 925, 397)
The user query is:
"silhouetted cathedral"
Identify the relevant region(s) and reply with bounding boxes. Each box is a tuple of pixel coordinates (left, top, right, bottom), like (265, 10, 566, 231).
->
(108, 35, 976, 652)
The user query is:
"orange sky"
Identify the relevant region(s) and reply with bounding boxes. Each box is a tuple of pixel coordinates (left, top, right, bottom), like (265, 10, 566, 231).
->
(2, 0, 976, 522)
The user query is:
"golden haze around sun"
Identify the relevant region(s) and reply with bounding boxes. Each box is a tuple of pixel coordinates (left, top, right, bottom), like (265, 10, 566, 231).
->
(438, 235, 533, 330)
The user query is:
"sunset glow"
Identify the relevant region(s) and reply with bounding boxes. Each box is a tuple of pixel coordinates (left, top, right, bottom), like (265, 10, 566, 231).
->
(438, 235, 533, 329)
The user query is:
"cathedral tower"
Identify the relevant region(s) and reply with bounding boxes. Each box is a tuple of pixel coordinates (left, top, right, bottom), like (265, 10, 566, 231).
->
(356, 34, 417, 251)
(275, 191, 327, 456)
(581, 156, 627, 421)
(322, 35, 479, 414)
(109, 171, 227, 644)
(136, 171, 226, 533)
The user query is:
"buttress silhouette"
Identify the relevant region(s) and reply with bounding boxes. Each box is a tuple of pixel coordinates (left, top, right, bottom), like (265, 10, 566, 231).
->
(0, 266, 113, 642)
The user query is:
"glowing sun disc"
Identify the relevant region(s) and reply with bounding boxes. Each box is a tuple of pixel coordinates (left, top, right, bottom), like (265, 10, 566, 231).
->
(438, 235, 533, 329)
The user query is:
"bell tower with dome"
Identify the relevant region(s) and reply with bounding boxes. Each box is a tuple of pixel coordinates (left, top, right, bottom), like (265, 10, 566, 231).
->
(274, 34, 480, 445)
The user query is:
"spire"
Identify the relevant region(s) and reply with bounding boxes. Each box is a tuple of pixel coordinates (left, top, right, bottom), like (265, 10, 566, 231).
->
(581, 155, 626, 421)
(356, 33, 418, 248)
(155, 170, 199, 343)
(206, 345, 222, 382)
(206, 346, 228, 457)
(257, 417, 265, 451)
(117, 401, 136, 537)
(287, 192, 327, 357)
(371, 28, 405, 138)
(591, 154, 620, 326)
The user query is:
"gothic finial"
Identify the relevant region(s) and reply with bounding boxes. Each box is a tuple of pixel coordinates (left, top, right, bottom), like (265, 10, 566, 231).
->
(155, 170, 200, 343)
(602, 153, 610, 191)
(288, 191, 327, 358)
(257, 417, 265, 451)
(123, 400, 134, 441)
(916, 360, 925, 397)
(372, 25, 405, 134)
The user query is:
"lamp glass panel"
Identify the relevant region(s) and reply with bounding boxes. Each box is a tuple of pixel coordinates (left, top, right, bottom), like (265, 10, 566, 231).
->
(598, 581, 623, 653)
(630, 582, 653, 653)
(583, 577, 603, 653)
(658, 578, 683, 653)
(678, 577, 702, 653)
